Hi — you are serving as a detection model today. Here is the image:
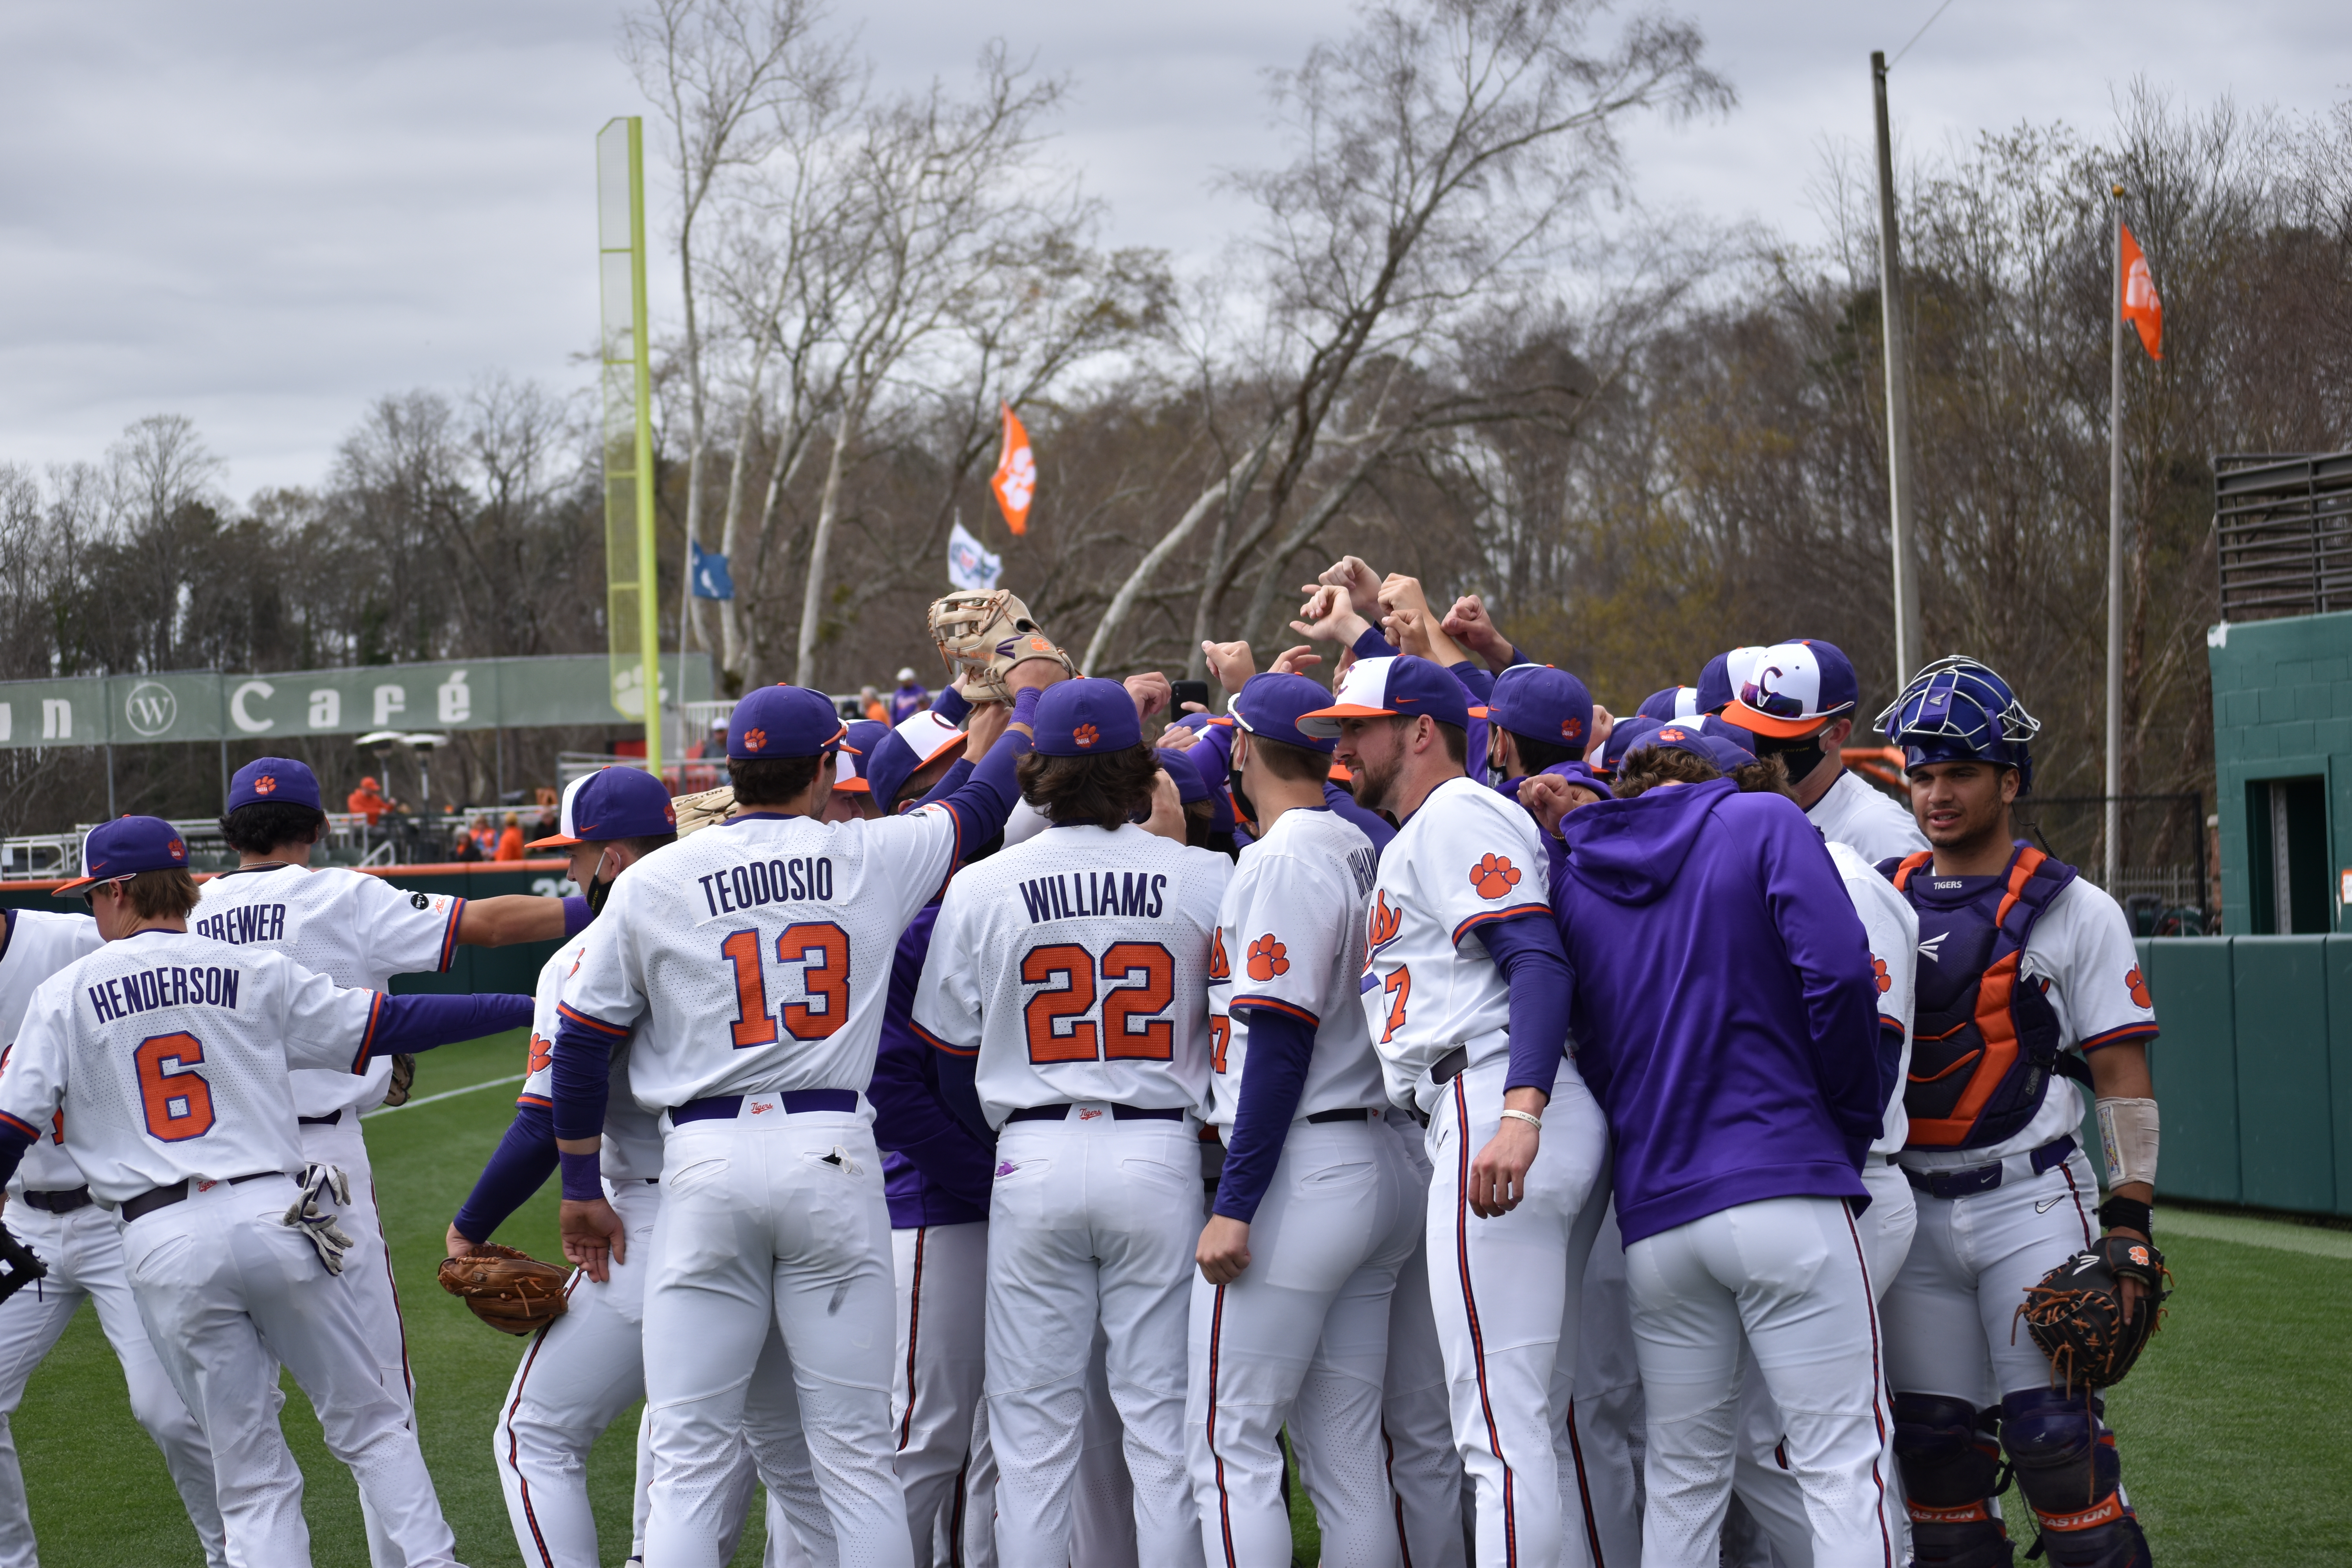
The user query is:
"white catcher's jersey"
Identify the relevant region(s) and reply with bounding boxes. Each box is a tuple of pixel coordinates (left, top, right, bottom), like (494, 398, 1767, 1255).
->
(1827, 840, 1919, 1156)
(913, 822, 1229, 1129)
(519, 929, 662, 1181)
(561, 808, 962, 1110)
(1902, 875, 2156, 1172)
(1809, 769, 1927, 866)
(191, 862, 465, 1119)
(0, 909, 103, 1194)
(0, 930, 383, 1205)
(1203, 807, 1384, 1128)
(1360, 776, 1550, 1114)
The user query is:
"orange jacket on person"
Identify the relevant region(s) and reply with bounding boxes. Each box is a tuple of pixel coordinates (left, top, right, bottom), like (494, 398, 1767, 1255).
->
(496, 821, 524, 861)
(347, 778, 390, 825)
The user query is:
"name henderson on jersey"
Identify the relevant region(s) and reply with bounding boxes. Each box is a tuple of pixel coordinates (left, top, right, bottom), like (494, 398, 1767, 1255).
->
(1016, 869, 1170, 924)
(87, 962, 245, 1022)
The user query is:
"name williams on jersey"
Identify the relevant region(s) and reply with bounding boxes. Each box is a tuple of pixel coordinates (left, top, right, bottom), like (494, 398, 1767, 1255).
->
(1017, 870, 1168, 923)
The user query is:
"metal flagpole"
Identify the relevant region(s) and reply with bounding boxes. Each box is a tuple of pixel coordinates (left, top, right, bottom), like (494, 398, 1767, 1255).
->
(1873, 52, 1922, 686)
(2105, 186, 2126, 891)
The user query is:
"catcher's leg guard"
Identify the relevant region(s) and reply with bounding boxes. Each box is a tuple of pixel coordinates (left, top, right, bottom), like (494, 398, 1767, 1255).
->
(1892, 1392, 2014, 1568)
(1999, 1388, 2150, 1568)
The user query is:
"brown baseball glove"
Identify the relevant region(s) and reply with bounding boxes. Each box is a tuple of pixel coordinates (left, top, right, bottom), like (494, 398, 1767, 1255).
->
(382, 1053, 417, 1108)
(2016, 1234, 2171, 1390)
(437, 1244, 572, 1336)
(672, 784, 739, 838)
(927, 589, 1077, 702)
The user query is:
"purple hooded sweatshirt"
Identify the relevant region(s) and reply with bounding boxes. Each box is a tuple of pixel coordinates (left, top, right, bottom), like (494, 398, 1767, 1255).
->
(1553, 777, 1881, 1245)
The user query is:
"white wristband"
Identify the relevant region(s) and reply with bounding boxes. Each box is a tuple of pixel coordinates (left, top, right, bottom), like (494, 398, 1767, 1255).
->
(1499, 1109, 1543, 1131)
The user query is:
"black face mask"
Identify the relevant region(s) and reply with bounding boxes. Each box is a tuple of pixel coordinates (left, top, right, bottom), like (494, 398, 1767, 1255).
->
(585, 851, 619, 916)
(1227, 765, 1258, 831)
(1757, 736, 1826, 780)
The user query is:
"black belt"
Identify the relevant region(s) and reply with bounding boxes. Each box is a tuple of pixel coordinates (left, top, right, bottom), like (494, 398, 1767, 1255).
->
(298, 1110, 342, 1127)
(673, 1090, 858, 1124)
(1305, 1108, 1376, 1123)
(121, 1171, 280, 1225)
(1902, 1136, 2076, 1201)
(1430, 1045, 1470, 1085)
(1006, 1103, 1181, 1123)
(21, 1187, 91, 1215)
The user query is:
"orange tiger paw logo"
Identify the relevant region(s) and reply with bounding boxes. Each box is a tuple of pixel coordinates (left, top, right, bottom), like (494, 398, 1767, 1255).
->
(1469, 853, 1521, 899)
(1560, 717, 1584, 741)
(1074, 722, 1100, 749)
(1247, 935, 1289, 981)
(253, 775, 278, 795)
(743, 727, 768, 753)
(1872, 956, 1891, 994)
(2125, 965, 2150, 1008)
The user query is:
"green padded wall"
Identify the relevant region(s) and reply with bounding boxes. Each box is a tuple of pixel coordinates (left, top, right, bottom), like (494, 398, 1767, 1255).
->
(2141, 937, 2240, 1204)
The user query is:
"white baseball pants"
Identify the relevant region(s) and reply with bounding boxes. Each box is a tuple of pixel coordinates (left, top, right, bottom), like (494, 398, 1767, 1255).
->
(1426, 1055, 1610, 1568)
(984, 1109, 1205, 1568)
(1730, 1160, 1917, 1568)
(1187, 1116, 1421, 1567)
(1380, 1109, 1468, 1568)
(1568, 1200, 1642, 1568)
(0, 1196, 226, 1568)
(892, 1221, 989, 1563)
(1623, 1194, 1894, 1568)
(299, 1113, 445, 1568)
(494, 1174, 662, 1566)
(1070, 1323, 1140, 1568)
(1881, 1146, 2099, 1401)
(641, 1105, 910, 1568)
(116, 1174, 458, 1567)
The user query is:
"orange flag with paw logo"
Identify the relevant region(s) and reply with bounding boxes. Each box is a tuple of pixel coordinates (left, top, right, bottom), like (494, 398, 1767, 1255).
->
(2120, 224, 2162, 360)
(991, 403, 1035, 536)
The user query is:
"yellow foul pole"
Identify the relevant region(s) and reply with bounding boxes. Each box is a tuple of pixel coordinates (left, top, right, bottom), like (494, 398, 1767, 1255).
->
(597, 116, 662, 773)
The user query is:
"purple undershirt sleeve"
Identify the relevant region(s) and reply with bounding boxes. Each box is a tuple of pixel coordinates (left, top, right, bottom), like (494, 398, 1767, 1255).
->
(933, 686, 1042, 866)
(549, 1016, 613, 1143)
(562, 896, 593, 938)
(930, 685, 974, 726)
(0, 1123, 29, 1192)
(365, 993, 535, 1058)
(1480, 911, 1576, 1096)
(450, 1102, 558, 1243)
(1351, 625, 1397, 663)
(1213, 1006, 1317, 1223)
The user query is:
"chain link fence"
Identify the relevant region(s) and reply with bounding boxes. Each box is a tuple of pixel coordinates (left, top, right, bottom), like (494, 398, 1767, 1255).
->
(2013, 792, 2213, 935)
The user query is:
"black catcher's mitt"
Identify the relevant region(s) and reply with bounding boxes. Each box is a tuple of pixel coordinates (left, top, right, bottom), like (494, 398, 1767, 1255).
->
(0, 1225, 44, 1309)
(2017, 1234, 2171, 1389)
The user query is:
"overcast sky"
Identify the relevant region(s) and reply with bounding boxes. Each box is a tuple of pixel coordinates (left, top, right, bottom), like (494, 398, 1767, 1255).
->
(2, 0, 2344, 500)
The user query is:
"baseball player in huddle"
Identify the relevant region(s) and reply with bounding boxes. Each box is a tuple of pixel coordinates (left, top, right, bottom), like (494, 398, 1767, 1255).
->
(1312, 654, 1608, 1568)
(552, 673, 1054, 1568)
(1189, 672, 1419, 1566)
(189, 757, 570, 1568)
(1875, 659, 2163, 1568)
(0, 905, 227, 1568)
(0, 816, 531, 1566)
(912, 677, 1229, 1566)
(1722, 640, 1928, 866)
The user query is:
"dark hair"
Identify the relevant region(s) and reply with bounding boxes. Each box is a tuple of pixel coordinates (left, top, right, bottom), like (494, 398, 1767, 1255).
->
(1611, 745, 1721, 800)
(1727, 754, 1794, 799)
(1246, 733, 1329, 785)
(1017, 743, 1160, 829)
(730, 754, 826, 807)
(100, 869, 202, 921)
(1387, 715, 1467, 766)
(218, 802, 327, 856)
(1501, 729, 1583, 776)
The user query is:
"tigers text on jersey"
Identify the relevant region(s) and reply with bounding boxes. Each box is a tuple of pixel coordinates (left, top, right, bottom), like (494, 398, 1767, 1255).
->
(1826, 840, 1919, 1155)
(521, 930, 661, 1181)
(1899, 873, 2156, 1171)
(1359, 775, 1550, 1113)
(0, 930, 383, 1205)
(912, 822, 1229, 1129)
(559, 808, 962, 1111)
(191, 862, 465, 1118)
(1203, 807, 1383, 1128)
(0, 909, 103, 1194)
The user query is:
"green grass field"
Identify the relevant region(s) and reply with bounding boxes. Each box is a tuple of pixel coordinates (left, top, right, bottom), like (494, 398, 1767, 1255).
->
(12, 1033, 2350, 1565)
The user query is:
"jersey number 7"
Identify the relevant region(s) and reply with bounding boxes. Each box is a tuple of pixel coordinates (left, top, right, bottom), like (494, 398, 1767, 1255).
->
(721, 924, 851, 1047)
(1022, 942, 1175, 1065)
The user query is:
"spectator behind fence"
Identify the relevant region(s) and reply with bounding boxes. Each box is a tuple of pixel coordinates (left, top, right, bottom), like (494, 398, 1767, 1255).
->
(347, 776, 392, 825)
(496, 813, 524, 860)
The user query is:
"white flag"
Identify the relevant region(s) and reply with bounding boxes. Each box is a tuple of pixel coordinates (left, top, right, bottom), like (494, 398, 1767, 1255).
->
(947, 521, 1003, 592)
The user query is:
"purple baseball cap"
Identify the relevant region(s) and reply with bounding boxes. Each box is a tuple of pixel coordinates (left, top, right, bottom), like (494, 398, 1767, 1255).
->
(1471, 666, 1594, 751)
(1156, 747, 1212, 805)
(1299, 655, 1470, 737)
(1636, 686, 1701, 722)
(865, 710, 968, 811)
(1229, 672, 1338, 754)
(728, 685, 849, 760)
(1031, 678, 1143, 758)
(57, 816, 190, 897)
(529, 766, 679, 848)
(836, 720, 889, 793)
(1693, 647, 1769, 715)
(227, 757, 324, 814)
(1595, 714, 1663, 777)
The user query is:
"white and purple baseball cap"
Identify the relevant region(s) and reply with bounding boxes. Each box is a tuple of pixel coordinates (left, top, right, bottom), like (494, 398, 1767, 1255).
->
(1695, 646, 1770, 715)
(56, 816, 190, 897)
(1299, 655, 1470, 738)
(728, 685, 849, 760)
(227, 757, 324, 813)
(833, 719, 889, 795)
(1471, 665, 1594, 751)
(1635, 686, 1702, 722)
(528, 766, 679, 849)
(1229, 672, 1338, 754)
(1722, 640, 1858, 740)
(1031, 678, 1143, 757)
(865, 709, 968, 809)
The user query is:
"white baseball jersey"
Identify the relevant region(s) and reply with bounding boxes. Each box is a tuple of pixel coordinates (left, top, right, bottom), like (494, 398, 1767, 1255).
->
(1809, 768, 1927, 866)
(519, 929, 662, 1181)
(560, 808, 963, 1109)
(1359, 775, 1550, 1113)
(0, 931, 383, 1205)
(190, 863, 465, 1118)
(0, 909, 104, 1194)
(1827, 840, 1918, 1155)
(912, 822, 1228, 1128)
(1900, 875, 2155, 1172)
(1203, 806, 1384, 1127)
